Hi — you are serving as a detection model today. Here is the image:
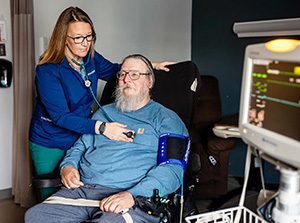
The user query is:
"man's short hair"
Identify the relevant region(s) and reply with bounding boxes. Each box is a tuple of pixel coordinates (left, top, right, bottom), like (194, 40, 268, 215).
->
(121, 54, 155, 89)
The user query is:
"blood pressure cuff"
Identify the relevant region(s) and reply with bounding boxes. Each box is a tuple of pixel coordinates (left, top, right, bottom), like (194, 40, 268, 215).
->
(158, 133, 191, 170)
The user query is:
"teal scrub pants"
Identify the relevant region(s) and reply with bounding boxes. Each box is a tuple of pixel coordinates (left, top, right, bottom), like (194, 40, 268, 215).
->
(29, 142, 65, 201)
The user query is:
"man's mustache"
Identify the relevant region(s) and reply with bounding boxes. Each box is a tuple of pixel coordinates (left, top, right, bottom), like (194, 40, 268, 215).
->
(121, 84, 136, 91)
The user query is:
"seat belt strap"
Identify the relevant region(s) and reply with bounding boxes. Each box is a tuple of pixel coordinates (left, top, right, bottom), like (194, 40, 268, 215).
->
(44, 196, 100, 207)
(43, 196, 133, 223)
(122, 212, 134, 223)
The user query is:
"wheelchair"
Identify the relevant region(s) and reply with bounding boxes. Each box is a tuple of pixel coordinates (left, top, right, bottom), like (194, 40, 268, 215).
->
(34, 61, 202, 222)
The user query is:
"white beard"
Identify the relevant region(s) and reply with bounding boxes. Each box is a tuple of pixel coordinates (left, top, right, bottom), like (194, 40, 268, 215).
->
(114, 85, 149, 112)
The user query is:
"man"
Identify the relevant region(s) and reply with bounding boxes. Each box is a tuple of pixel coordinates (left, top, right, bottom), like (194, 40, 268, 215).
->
(25, 54, 189, 223)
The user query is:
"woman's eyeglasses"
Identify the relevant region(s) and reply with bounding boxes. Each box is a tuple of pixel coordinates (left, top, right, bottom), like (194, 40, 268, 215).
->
(117, 70, 150, 80)
(67, 34, 95, 44)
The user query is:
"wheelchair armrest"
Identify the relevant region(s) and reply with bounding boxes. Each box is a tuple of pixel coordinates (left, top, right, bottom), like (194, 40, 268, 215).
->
(213, 113, 240, 138)
(33, 174, 62, 189)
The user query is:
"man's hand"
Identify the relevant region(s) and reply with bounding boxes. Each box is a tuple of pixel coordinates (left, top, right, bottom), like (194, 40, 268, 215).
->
(61, 165, 84, 189)
(99, 191, 135, 214)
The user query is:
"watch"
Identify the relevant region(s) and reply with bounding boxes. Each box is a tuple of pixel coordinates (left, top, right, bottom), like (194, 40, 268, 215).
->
(99, 122, 106, 135)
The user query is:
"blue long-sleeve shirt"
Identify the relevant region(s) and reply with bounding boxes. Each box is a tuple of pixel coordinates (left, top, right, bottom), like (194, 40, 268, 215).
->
(60, 100, 189, 197)
(29, 51, 120, 150)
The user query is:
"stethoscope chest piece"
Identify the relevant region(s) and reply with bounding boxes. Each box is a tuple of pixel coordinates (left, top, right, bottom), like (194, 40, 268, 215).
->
(84, 79, 92, 88)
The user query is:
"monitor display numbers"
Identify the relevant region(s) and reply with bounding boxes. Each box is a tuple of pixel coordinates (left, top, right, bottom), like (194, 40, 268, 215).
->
(249, 59, 300, 141)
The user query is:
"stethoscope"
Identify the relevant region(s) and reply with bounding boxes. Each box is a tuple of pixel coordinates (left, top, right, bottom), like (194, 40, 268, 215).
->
(71, 54, 135, 139)
(71, 54, 92, 88)
(71, 54, 113, 122)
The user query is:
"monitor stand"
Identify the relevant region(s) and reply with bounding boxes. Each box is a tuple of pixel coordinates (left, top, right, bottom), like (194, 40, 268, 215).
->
(273, 168, 300, 222)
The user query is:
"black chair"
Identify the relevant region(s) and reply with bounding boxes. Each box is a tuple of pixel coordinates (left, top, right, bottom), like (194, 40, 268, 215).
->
(187, 75, 239, 212)
(188, 76, 235, 198)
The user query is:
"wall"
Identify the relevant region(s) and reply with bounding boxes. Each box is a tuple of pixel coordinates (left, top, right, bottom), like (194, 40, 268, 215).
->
(192, 0, 300, 116)
(0, 0, 13, 190)
(192, 0, 300, 179)
(34, 0, 192, 98)
(33, 0, 192, 63)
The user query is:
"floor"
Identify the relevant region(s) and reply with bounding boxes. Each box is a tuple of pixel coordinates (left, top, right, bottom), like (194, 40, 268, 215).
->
(0, 198, 27, 223)
(195, 176, 260, 213)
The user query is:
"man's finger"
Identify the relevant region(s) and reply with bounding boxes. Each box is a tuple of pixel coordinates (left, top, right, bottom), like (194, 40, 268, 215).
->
(71, 177, 83, 187)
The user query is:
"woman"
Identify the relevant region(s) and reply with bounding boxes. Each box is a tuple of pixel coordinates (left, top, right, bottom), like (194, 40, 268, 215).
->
(29, 6, 173, 200)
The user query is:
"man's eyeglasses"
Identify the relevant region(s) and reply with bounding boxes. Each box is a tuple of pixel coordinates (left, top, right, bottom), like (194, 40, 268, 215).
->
(117, 70, 150, 80)
(67, 34, 95, 44)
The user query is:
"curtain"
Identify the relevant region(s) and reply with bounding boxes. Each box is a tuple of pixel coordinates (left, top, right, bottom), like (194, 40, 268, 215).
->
(11, 0, 36, 207)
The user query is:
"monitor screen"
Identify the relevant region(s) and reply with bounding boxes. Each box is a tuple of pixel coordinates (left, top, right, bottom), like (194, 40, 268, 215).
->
(239, 40, 300, 168)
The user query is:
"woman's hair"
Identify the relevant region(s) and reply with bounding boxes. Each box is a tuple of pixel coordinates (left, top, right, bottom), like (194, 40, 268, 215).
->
(39, 7, 96, 64)
(121, 54, 155, 89)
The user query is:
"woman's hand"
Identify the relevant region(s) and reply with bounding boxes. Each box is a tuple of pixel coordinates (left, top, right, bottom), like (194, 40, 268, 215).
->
(104, 122, 135, 142)
(61, 165, 84, 189)
(96, 121, 134, 142)
(152, 61, 177, 72)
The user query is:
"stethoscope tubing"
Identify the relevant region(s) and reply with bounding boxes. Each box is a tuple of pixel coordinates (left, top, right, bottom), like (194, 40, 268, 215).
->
(72, 53, 113, 122)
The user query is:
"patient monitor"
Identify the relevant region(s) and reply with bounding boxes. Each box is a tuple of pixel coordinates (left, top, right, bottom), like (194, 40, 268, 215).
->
(239, 39, 300, 222)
